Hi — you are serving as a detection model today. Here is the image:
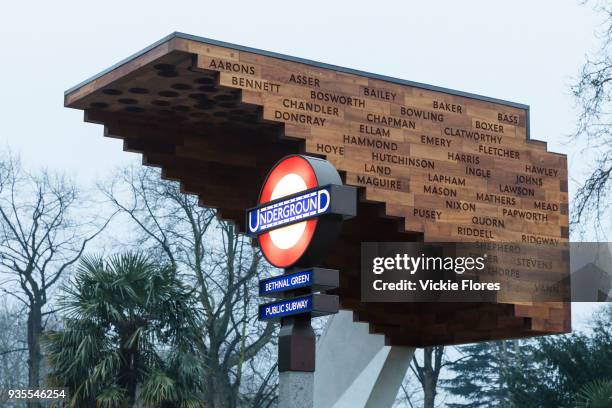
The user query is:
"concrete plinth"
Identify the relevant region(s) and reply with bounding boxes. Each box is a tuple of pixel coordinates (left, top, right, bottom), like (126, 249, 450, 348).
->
(279, 371, 314, 408)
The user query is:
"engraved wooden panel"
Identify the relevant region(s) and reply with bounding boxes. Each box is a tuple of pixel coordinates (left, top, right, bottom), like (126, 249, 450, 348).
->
(65, 33, 570, 346)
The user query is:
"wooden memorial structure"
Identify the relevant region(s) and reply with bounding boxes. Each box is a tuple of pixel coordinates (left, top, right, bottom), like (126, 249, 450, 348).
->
(65, 32, 570, 347)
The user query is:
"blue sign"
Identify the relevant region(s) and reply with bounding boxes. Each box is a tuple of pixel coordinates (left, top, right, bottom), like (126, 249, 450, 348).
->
(259, 295, 313, 320)
(260, 270, 313, 296)
(247, 186, 331, 235)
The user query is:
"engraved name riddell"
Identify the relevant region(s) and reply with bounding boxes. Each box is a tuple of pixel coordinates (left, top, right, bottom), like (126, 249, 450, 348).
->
(457, 226, 494, 239)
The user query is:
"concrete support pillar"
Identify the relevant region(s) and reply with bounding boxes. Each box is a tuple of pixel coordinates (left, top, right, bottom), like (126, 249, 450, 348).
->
(279, 371, 314, 408)
(314, 310, 414, 408)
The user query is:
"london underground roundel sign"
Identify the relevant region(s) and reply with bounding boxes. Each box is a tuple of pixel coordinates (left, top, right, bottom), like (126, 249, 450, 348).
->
(246, 155, 356, 268)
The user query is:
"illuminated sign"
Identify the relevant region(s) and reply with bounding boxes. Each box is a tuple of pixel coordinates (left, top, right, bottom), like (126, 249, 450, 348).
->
(258, 294, 339, 321)
(260, 270, 313, 296)
(258, 267, 339, 298)
(248, 155, 356, 268)
(247, 186, 331, 235)
(259, 295, 313, 320)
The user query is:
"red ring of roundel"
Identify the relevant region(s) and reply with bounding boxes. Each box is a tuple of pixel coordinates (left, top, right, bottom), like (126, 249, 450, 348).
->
(258, 156, 318, 268)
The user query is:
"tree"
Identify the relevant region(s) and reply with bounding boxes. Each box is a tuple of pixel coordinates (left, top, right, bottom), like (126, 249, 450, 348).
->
(43, 252, 205, 407)
(395, 371, 423, 408)
(576, 379, 612, 408)
(444, 340, 522, 407)
(410, 346, 447, 408)
(506, 304, 612, 408)
(445, 305, 612, 408)
(0, 153, 111, 405)
(571, 0, 612, 235)
(102, 165, 277, 408)
(0, 299, 28, 391)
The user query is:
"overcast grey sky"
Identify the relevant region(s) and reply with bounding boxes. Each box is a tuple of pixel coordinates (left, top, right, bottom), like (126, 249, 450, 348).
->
(0, 0, 602, 180)
(0, 0, 606, 325)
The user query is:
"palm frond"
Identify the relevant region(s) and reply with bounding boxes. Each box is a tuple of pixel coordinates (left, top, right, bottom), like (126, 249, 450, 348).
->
(138, 370, 178, 405)
(576, 379, 612, 408)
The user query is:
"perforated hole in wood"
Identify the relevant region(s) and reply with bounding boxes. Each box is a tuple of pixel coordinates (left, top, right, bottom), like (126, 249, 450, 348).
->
(158, 90, 180, 98)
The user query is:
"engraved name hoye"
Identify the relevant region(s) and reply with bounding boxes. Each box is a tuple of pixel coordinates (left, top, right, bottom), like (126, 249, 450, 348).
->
(199, 51, 568, 247)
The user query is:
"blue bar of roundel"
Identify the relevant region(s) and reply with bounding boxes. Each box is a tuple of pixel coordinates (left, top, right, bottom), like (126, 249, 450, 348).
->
(259, 295, 313, 320)
(247, 186, 331, 235)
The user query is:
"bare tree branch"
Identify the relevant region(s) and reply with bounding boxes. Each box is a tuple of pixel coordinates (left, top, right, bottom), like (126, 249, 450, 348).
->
(0, 152, 112, 393)
(571, 1, 612, 236)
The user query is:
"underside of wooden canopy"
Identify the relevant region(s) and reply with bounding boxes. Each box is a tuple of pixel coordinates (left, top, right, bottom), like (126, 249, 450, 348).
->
(65, 33, 570, 347)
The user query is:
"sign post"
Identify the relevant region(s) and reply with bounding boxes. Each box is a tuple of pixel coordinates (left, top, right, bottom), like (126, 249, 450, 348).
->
(262, 266, 338, 407)
(247, 155, 356, 407)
